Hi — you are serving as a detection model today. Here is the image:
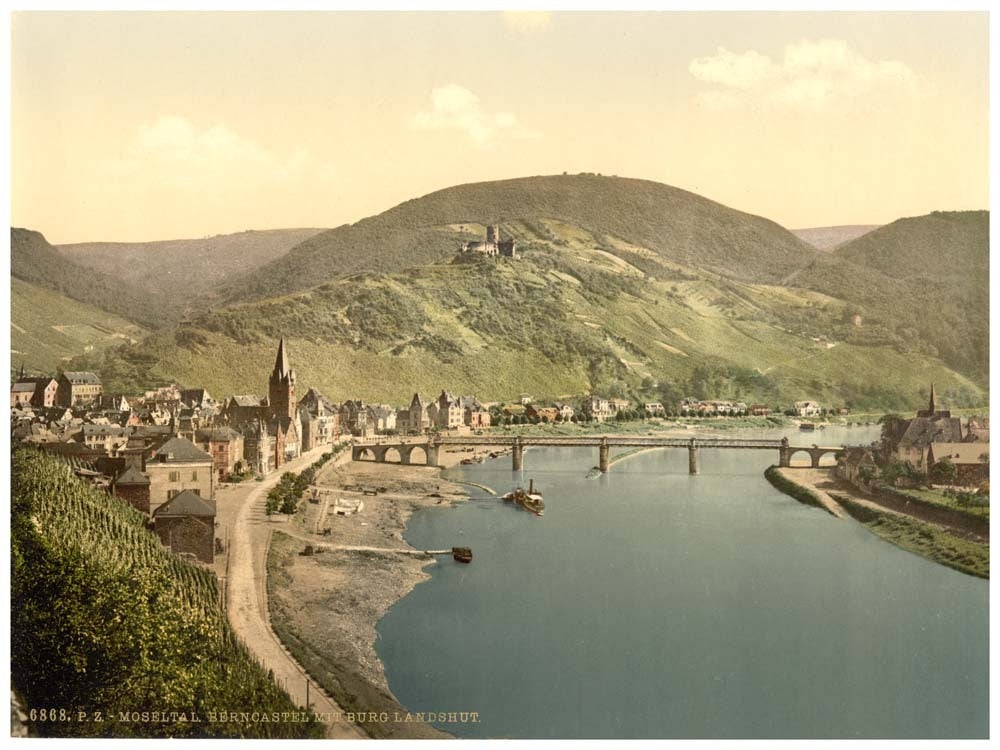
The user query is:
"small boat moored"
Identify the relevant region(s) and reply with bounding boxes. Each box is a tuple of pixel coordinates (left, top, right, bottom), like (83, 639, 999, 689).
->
(452, 547, 473, 563)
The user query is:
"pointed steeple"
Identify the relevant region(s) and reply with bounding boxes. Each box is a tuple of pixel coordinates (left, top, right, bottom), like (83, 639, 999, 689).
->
(928, 383, 938, 415)
(273, 337, 291, 379)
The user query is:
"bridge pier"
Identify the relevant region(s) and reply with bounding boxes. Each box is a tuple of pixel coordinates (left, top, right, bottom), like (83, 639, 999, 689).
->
(779, 437, 790, 468)
(512, 440, 523, 472)
(688, 439, 698, 475)
(599, 439, 610, 473)
(426, 444, 440, 468)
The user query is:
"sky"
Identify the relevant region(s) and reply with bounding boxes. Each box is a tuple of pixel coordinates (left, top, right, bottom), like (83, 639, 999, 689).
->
(10, 10, 990, 244)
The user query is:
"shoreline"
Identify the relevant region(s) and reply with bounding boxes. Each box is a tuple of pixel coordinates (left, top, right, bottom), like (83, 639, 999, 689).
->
(264, 445, 498, 739)
(768, 466, 988, 579)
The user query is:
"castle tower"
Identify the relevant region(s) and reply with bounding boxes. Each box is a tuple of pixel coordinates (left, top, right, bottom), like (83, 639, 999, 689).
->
(268, 337, 297, 420)
(486, 224, 500, 243)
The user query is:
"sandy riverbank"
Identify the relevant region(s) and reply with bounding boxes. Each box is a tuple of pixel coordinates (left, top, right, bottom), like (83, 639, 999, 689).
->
(264, 445, 500, 739)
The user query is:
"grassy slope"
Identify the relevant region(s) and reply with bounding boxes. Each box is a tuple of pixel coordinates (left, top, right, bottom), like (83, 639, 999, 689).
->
(11, 228, 170, 329)
(787, 211, 989, 381)
(58, 228, 326, 300)
(76, 218, 985, 409)
(11, 277, 146, 374)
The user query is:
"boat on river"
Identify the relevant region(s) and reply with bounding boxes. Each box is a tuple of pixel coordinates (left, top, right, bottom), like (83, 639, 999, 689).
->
(503, 479, 545, 516)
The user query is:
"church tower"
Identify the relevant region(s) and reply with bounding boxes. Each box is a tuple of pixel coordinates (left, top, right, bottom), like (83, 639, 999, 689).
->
(268, 337, 297, 419)
(928, 382, 938, 415)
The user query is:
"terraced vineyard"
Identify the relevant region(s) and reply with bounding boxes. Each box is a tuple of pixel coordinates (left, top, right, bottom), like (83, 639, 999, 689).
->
(11, 448, 322, 738)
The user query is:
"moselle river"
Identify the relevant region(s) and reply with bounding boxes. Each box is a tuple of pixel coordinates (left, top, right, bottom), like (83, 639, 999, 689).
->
(375, 426, 988, 738)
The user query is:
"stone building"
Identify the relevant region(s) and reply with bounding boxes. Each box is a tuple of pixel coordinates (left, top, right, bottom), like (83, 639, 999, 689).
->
(113, 465, 151, 514)
(399, 393, 430, 434)
(144, 436, 214, 516)
(584, 395, 613, 422)
(926, 443, 990, 487)
(57, 371, 103, 407)
(890, 385, 964, 468)
(196, 426, 245, 481)
(153, 490, 217, 564)
(459, 224, 519, 258)
(429, 391, 464, 430)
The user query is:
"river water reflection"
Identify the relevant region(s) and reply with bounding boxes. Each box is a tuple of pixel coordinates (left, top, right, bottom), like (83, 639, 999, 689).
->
(376, 426, 988, 738)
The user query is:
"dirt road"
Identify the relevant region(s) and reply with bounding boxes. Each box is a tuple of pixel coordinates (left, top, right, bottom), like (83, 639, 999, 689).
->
(225, 447, 363, 739)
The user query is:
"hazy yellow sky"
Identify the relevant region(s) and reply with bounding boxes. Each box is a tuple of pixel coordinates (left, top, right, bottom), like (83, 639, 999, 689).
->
(11, 11, 989, 244)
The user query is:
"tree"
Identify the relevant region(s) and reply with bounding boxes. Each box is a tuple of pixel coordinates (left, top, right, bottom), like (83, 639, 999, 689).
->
(930, 457, 957, 485)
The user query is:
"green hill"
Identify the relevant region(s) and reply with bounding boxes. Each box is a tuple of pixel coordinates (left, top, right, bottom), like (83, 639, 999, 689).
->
(11, 228, 170, 329)
(11, 277, 146, 374)
(73, 214, 985, 411)
(220, 174, 818, 303)
(786, 211, 989, 380)
(58, 228, 326, 302)
(11, 447, 322, 738)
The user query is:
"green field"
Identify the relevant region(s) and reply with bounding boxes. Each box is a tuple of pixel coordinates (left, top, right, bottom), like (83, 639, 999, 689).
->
(11, 277, 146, 374)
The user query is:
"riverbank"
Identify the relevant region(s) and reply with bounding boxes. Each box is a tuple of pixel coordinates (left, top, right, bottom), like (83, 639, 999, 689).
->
(264, 446, 494, 739)
(769, 466, 988, 578)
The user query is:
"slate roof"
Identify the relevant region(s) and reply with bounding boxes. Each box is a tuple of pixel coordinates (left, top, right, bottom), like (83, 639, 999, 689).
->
(154, 490, 216, 518)
(116, 465, 150, 485)
(899, 416, 964, 446)
(928, 442, 991, 466)
(61, 371, 101, 385)
(230, 395, 264, 407)
(11, 382, 36, 393)
(153, 437, 213, 463)
(196, 426, 243, 442)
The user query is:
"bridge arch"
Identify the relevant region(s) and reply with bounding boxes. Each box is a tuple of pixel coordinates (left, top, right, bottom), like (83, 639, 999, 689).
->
(786, 448, 814, 467)
(408, 444, 429, 465)
(383, 446, 404, 464)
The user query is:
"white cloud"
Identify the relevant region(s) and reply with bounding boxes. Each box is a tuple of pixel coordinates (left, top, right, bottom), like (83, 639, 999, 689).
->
(105, 116, 335, 193)
(410, 84, 539, 146)
(502, 11, 552, 33)
(690, 39, 920, 110)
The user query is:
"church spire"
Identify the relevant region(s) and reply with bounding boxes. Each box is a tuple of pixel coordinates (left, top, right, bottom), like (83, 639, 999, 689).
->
(273, 337, 291, 378)
(928, 383, 937, 415)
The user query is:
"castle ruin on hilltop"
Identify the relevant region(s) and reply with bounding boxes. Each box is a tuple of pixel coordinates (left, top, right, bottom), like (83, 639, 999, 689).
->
(459, 224, 519, 258)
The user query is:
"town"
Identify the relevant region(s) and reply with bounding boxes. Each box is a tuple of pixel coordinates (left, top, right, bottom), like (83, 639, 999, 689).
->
(9, 337, 989, 569)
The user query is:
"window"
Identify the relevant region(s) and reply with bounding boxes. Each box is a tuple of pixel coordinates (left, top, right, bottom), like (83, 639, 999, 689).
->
(169, 471, 180, 482)
(191, 470, 198, 481)
(167, 489, 179, 499)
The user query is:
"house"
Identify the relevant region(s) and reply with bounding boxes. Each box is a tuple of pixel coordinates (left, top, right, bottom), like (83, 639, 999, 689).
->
(749, 404, 771, 416)
(794, 400, 822, 417)
(926, 443, 990, 487)
(643, 402, 666, 417)
(402, 393, 430, 434)
(77, 423, 130, 455)
(57, 371, 103, 407)
(430, 391, 464, 429)
(525, 405, 559, 423)
(677, 398, 700, 415)
(241, 419, 275, 476)
(340, 400, 370, 436)
(10, 381, 35, 408)
(584, 395, 613, 422)
(153, 490, 217, 564)
(180, 388, 215, 409)
(836, 447, 878, 486)
(113, 465, 151, 514)
(299, 389, 340, 449)
(99, 393, 133, 412)
(609, 398, 630, 414)
(554, 403, 575, 421)
(144, 436, 215, 515)
(885, 385, 965, 468)
(196, 426, 245, 481)
(460, 396, 491, 428)
(367, 404, 398, 433)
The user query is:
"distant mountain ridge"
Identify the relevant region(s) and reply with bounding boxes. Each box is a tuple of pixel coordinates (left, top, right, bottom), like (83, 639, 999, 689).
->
(11, 228, 168, 329)
(792, 225, 880, 251)
(58, 228, 326, 300)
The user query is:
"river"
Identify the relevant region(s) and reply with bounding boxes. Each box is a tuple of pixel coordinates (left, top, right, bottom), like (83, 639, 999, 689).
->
(375, 426, 988, 738)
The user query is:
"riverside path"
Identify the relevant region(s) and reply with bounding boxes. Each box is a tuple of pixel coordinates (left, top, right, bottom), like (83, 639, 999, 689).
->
(226, 445, 363, 739)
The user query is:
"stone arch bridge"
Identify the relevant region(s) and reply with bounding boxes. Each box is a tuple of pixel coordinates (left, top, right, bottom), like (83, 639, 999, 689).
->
(352, 435, 844, 474)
